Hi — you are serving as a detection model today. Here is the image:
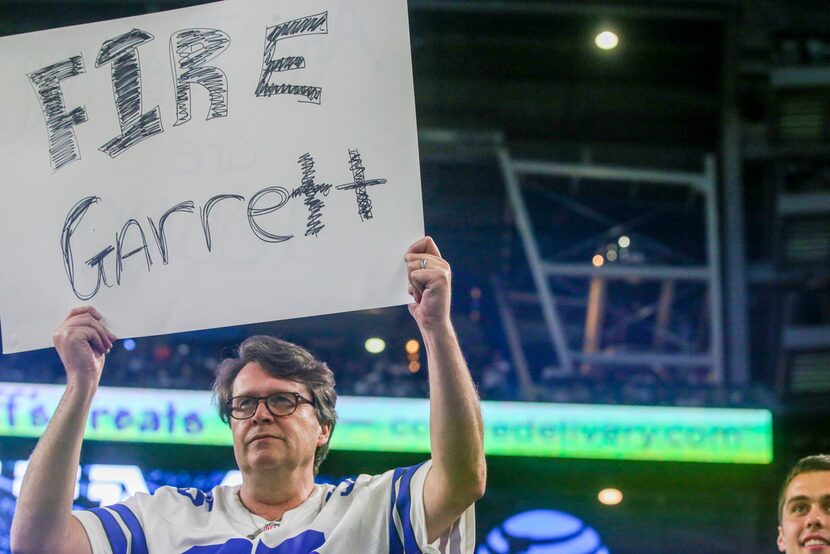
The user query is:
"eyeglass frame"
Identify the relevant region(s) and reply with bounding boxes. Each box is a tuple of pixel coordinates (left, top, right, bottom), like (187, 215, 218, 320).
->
(225, 391, 316, 420)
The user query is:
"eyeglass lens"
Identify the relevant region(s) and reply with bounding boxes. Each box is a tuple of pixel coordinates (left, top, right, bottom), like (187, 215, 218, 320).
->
(231, 393, 298, 418)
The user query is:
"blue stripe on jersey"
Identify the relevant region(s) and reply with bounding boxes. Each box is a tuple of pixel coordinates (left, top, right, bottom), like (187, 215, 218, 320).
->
(255, 529, 325, 553)
(90, 507, 128, 554)
(108, 504, 149, 554)
(388, 467, 406, 554)
(395, 463, 425, 554)
(182, 532, 326, 554)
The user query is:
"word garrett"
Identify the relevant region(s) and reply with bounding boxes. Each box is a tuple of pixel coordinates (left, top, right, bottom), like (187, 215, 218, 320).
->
(61, 150, 386, 300)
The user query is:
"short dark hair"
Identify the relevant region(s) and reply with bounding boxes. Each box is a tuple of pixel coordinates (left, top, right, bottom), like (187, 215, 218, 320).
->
(212, 335, 338, 475)
(778, 454, 830, 523)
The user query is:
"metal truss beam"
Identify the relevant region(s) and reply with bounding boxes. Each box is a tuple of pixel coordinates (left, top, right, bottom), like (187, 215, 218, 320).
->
(498, 150, 725, 383)
(543, 262, 710, 281)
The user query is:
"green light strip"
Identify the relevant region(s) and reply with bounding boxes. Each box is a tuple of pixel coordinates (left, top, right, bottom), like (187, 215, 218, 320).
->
(0, 383, 772, 463)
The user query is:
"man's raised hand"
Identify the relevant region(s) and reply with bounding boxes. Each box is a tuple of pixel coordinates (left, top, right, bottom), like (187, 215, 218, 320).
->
(405, 236, 452, 332)
(52, 306, 116, 386)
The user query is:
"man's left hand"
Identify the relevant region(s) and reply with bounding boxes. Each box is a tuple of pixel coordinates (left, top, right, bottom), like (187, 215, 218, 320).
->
(405, 236, 451, 331)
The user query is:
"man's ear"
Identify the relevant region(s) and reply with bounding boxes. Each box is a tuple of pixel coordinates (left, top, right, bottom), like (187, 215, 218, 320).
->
(317, 423, 331, 447)
(777, 525, 786, 552)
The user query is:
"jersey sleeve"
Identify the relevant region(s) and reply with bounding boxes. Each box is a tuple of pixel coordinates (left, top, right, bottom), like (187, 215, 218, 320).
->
(388, 460, 476, 554)
(72, 493, 149, 554)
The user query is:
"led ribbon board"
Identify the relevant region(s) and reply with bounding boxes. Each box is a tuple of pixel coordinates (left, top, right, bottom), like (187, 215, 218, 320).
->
(0, 383, 772, 463)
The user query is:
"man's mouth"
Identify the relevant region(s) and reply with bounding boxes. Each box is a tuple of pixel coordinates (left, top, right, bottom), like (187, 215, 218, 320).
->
(249, 434, 280, 444)
(802, 536, 830, 548)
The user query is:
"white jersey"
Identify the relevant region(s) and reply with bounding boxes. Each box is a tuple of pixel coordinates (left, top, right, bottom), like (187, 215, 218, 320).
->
(73, 460, 474, 554)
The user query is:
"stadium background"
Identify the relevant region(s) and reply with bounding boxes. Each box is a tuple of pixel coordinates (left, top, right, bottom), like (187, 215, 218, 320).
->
(1, 0, 829, 552)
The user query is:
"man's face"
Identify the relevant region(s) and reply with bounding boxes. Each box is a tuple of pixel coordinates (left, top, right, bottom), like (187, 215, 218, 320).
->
(778, 471, 830, 553)
(229, 361, 330, 474)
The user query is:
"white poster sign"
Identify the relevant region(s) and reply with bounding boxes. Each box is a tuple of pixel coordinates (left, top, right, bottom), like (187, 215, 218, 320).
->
(0, 0, 422, 353)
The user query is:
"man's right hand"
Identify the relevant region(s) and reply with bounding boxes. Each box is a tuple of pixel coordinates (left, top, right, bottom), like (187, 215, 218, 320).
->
(52, 306, 116, 386)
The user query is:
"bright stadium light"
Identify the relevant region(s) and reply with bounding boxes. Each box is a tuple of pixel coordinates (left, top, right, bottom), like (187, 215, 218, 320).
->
(595, 30, 619, 50)
(364, 337, 386, 354)
(618, 235, 631, 248)
(405, 339, 420, 354)
(598, 487, 623, 505)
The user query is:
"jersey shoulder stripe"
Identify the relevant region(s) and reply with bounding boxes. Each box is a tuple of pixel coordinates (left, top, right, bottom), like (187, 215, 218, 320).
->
(388, 463, 426, 554)
(107, 503, 148, 554)
(395, 463, 424, 554)
(89, 507, 128, 554)
(388, 467, 407, 554)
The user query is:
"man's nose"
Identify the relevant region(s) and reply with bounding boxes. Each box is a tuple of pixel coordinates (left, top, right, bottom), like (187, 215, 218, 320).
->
(806, 508, 826, 528)
(251, 399, 274, 423)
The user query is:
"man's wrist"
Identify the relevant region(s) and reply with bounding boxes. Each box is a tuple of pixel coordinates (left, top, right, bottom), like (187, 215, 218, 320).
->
(420, 317, 455, 343)
(64, 377, 99, 400)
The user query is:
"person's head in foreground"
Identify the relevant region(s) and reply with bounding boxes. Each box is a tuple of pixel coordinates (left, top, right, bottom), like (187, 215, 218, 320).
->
(778, 454, 830, 553)
(213, 335, 338, 477)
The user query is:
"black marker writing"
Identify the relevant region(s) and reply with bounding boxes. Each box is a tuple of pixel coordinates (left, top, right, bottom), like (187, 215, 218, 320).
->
(265, 56, 306, 73)
(96, 28, 164, 157)
(256, 12, 327, 104)
(200, 194, 244, 251)
(346, 149, 372, 221)
(256, 84, 321, 103)
(290, 153, 331, 237)
(59, 149, 385, 299)
(170, 28, 230, 127)
(336, 149, 386, 221)
(147, 201, 195, 264)
(28, 56, 88, 171)
(61, 196, 113, 300)
(115, 219, 153, 285)
(83, 246, 116, 297)
(247, 187, 293, 243)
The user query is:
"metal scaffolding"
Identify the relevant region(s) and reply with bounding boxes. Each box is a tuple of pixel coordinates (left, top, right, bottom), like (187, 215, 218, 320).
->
(496, 148, 725, 389)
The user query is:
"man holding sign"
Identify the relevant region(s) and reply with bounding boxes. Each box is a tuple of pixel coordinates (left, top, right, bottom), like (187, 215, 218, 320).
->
(11, 236, 485, 553)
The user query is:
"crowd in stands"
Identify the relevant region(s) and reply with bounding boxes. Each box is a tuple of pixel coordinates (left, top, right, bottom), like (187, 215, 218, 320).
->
(0, 324, 772, 409)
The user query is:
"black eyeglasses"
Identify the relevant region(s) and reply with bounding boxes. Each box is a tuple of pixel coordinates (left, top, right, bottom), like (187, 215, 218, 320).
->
(225, 392, 315, 420)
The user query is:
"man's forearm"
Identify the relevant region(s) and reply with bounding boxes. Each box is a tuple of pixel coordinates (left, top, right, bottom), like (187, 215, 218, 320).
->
(424, 321, 486, 502)
(11, 380, 96, 553)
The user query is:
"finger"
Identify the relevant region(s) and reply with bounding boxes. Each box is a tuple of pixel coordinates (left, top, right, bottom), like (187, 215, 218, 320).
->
(422, 236, 442, 258)
(405, 258, 447, 273)
(404, 254, 447, 272)
(64, 314, 114, 350)
(410, 278, 423, 302)
(410, 268, 452, 298)
(83, 328, 109, 355)
(65, 312, 116, 342)
(66, 306, 102, 320)
(405, 236, 428, 256)
(408, 273, 423, 302)
(100, 317, 118, 343)
(405, 235, 443, 256)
